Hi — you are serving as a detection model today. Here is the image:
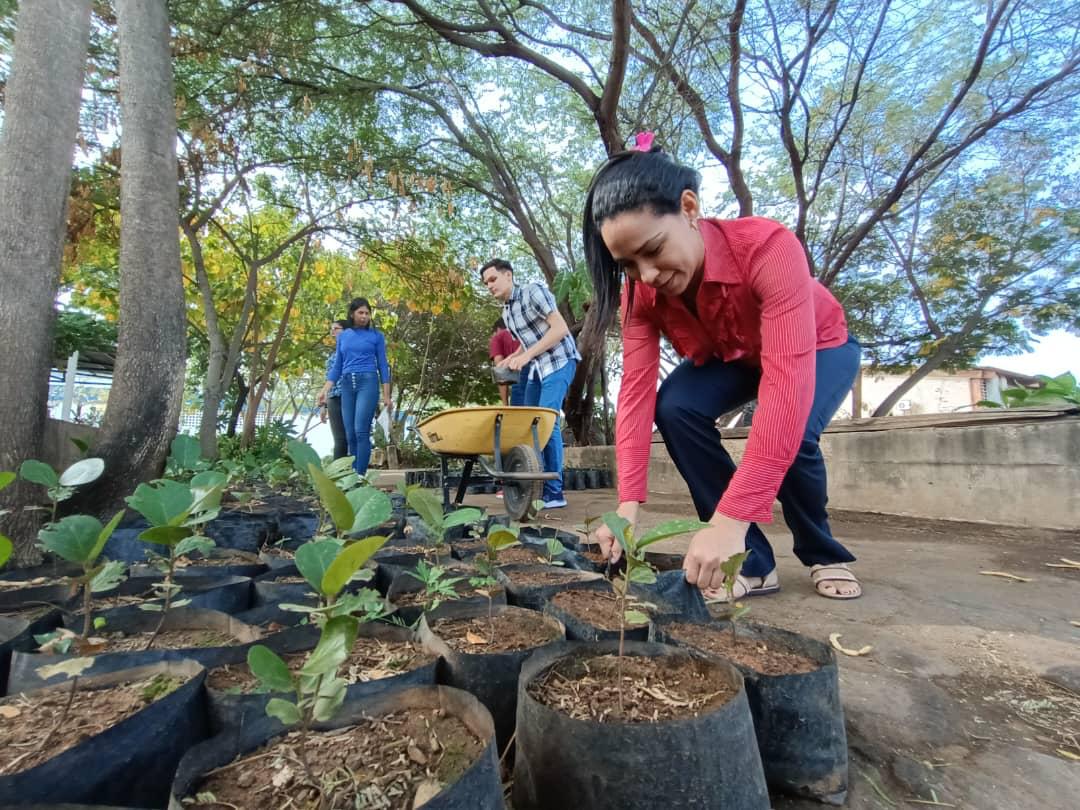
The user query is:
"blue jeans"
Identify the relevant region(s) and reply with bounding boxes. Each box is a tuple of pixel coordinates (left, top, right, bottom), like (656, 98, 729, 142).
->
(509, 360, 532, 406)
(655, 337, 861, 577)
(339, 372, 380, 475)
(523, 359, 576, 501)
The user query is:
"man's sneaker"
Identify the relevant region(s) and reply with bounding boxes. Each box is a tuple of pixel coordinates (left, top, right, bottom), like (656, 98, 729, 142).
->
(494, 490, 504, 499)
(541, 497, 568, 509)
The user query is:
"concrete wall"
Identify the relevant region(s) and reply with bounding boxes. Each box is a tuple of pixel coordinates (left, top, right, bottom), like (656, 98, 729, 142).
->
(565, 417, 1080, 530)
(42, 419, 99, 472)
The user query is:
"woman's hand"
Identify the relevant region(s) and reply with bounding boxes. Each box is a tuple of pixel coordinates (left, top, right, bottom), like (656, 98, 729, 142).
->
(593, 501, 639, 563)
(682, 515, 750, 592)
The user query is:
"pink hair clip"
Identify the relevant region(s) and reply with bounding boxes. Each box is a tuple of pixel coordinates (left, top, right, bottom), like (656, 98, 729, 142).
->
(631, 131, 655, 152)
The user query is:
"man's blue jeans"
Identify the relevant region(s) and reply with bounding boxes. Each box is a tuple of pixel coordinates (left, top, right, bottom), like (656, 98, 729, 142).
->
(655, 337, 861, 577)
(339, 372, 380, 475)
(509, 360, 532, 406)
(523, 359, 576, 501)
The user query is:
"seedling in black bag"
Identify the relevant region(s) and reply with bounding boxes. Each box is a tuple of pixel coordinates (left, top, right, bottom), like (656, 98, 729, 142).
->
(405, 486, 484, 563)
(719, 550, 752, 644)
(406, 560, 465, 617)
(18, 457, 104, 524)
(469, 523, 520, 640)
(246, 530, 392, 791)
(36, 510, 126, 642)
(279, 464, 395, 622)
(601, 513, 708, 709)
(125, 471, 228, 648)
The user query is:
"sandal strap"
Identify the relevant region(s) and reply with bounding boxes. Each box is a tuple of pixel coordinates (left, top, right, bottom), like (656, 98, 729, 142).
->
(811, 565, 859, 584)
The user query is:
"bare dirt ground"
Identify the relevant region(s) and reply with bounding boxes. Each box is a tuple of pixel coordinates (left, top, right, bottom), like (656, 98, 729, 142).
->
(456, 486, 1080, 809)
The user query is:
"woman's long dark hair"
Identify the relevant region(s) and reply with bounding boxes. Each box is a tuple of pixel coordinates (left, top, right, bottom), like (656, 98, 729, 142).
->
(347, 297, 373, 329)
(582, 147, 701, 333)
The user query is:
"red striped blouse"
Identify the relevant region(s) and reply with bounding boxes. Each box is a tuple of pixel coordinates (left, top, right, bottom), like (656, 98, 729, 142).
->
(615, 217, 849, 522)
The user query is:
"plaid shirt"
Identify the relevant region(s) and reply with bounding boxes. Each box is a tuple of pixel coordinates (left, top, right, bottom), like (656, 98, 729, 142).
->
(502, 281, 580, 380)
(324, 351, 342, 398)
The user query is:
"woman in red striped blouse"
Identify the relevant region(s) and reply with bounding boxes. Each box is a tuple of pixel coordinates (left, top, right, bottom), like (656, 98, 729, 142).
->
(584, 144, 862, 600)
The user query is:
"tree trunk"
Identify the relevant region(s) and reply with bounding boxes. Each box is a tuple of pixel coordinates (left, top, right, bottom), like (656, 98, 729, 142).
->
(872, 348, 956, 417)
(241, 236, 310, 446)
(226, 371, 249, 437)
(79, 0, 186, 512)
(0, 0, 92, 564)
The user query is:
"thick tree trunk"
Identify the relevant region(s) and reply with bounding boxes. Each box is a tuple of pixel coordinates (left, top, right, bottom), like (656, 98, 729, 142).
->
(872, 349, 955, 417)
(226, 371, 249, 437)
(79, 0, 186, 511)
(0, 0, 92, 564)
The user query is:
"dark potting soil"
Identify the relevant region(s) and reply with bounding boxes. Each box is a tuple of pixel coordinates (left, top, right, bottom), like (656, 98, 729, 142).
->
(76, 628, 242, 655)
(549, 589, 647, 632)
(664, 621, 817, 676)
(0, 674, 185, 775)
(433, 610, 561, 654)
(527, 653, 735, 724)
(502, 567, 590, 587)
(193, 707, 483, 809)
(493, 546, 548, 566)
(392, 581, 493, 609)
(207, 637, 436, 693)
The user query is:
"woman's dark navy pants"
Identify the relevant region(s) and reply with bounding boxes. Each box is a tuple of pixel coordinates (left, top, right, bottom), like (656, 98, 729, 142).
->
(655, 337, 861, 578)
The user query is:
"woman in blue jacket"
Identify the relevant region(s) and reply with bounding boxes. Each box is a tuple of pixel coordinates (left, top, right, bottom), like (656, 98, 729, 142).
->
(318, 298, 392, 474)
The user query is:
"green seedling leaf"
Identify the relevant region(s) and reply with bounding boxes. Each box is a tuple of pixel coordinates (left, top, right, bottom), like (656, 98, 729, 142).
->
(139, 603, 164, 612)
(126, 480, 194, 527)
(48, 485, 75, 504)
(309, 463, 353, 533)
(93, 616, 107, 630)
(287, 439, 322, 478)
(301, 615, 359, 677)
(35, 657, 94, 681)
(719, 550, 751, 579)
(171, 598, 192, 608)
(248, 645, 294, 692)
(175, 535, 216, 559)
(731, 604, 751, 621)
(636, 519, 711, 549)
(38, 515, 106, 565)
(19, 459, 58, 488)
(601, 512, 632, 553)
(138, 525, 193, 546)
(312, 675, 347, 721)
(322, 455, 356, 480)
(346, 487, 392, 533)
(0, 535, 12, 569)
(487, 527, 521, 551)
(295, 539, 342, 594)
(90, 560, 127, 592)
(628, 565, 657, 585)
(442, 507, 484, 530)
(169, 434, 204, 470)
(89, 509, 125, 563)
(69, 436, 90, 454)
(322, 535, 389, 598)
(265, 697, 302, 726)
(624, 610, 650, 626)
(334, 589, 388, 620)
(58, 458, 105, 488)
(406, 487, 445, 533)
(0, 471, 16, 492)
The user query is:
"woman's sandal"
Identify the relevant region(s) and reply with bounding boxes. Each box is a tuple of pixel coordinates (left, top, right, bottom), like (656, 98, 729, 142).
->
(703, 569, 781, 604)
(810, 563, 862, 600)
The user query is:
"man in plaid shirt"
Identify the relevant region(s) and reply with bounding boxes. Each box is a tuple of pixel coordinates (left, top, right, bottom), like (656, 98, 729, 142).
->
(482, 259, 580, 508)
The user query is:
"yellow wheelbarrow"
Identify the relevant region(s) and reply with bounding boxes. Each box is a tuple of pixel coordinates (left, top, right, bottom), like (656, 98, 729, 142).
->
(415, 405, 559, 521)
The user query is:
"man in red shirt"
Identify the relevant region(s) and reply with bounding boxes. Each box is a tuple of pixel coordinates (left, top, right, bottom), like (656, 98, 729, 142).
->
(583, 141, 862, 601)
(489, 318, 520, 405)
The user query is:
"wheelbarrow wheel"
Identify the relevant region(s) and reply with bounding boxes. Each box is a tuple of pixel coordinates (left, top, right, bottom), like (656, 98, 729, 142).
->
(502, 444, 543, 522)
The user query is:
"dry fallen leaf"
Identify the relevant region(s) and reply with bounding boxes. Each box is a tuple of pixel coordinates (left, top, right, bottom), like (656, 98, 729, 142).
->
(465, 631, 487, 645)
(1045, 558, 1080, 570)
(0, 705, 21, 719)
(829, 633, 873, 657)
(271, 764, 294, 788)
(979, 570, 1033, 582)
(407, 743, 428, 765)
(413, 778, 443, 808)
(1057, 749, 1080, 761)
